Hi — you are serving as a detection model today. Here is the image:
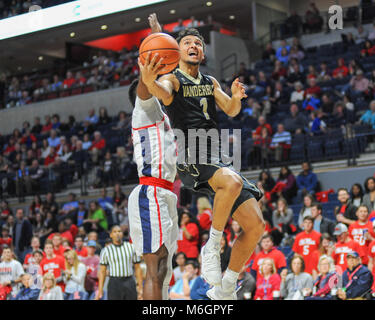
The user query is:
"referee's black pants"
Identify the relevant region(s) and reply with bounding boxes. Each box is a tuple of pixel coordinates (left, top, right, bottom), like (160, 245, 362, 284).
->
(108, 276, 137, 300)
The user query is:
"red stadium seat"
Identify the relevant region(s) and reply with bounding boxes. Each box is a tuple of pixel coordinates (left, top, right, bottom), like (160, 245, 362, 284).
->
(83, 85, 94, 93)
(120, 80, 130, 86)
(71, 87, 83, 96)
(60, 90, 71, 98)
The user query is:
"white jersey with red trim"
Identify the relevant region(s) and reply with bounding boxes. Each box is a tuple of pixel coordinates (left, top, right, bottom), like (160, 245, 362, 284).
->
(132, 96, 177, 183)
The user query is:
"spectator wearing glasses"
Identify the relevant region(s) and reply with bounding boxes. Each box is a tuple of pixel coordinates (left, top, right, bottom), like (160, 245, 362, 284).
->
(38, 273, 64, 300)
(337, 251, 373, 300)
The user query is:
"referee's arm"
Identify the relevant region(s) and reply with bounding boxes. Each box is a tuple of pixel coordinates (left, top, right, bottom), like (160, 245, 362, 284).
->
(96, 264, 107, 300)
(96, 248, 109, 300)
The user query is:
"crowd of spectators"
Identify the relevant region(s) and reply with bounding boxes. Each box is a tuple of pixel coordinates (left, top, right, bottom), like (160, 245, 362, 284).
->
(0, 0, 72, 20)
(1, 168, 375, 300)
(222, 29, 375, 169)
(1, 47, 140, 109)
(0, 107, 136, 199)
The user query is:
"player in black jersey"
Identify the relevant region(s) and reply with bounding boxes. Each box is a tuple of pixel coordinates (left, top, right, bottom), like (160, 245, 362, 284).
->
(139, 17, 265, 300)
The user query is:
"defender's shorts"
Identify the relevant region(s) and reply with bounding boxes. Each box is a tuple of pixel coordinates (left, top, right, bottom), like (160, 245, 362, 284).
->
(128, 184, 178, 256)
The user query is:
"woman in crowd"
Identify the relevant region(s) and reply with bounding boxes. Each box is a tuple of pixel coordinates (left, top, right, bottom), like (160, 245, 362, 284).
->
(173, 252, 187, 283)
(363, 177, 375, 213)
(311, 233, 335, 279)
(228, 220, 242, 248)
(83, 201, 108, 234)
(276, 166, 297, 204)
(298, 194, 314, 230)
(258, 170, 276, 193)
(271, 198, 294, 246)
(98, 106, 111, 126)
(38, 273, 64, 300)
(305, 255, 338, 300)
(350, 183, 364, 208)
(112, 183, 126, 208)
(280, 254, 314, 300)
(220, 234, 232, 273)
(63, 250, 87, 299)
(253, 258, 281, 300)
(196, 197, 213, 232)
(177, 211, 200, 260)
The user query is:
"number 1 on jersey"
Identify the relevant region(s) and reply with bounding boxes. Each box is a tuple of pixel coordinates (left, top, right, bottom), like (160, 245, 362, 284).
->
(200, 98, 210, 120)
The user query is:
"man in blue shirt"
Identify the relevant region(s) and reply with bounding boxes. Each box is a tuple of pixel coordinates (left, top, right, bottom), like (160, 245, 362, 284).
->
(85, 109, 99, 125)
(337, 251, 373, 300)
(76, 200, 88, 227)
(58, 193, 79, 222)
(359, 100, 375, 129)
(47, 129, 61, 148)
(296, 162, 318, 200)
(97, 188, 113, 210)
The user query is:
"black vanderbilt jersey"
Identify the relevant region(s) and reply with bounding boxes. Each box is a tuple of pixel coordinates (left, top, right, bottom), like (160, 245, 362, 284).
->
(165, 68, 220, 163)
(166, 68, 218, 135)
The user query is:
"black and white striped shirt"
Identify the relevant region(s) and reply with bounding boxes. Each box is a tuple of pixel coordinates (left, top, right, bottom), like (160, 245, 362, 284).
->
(100, 241, 141, 277)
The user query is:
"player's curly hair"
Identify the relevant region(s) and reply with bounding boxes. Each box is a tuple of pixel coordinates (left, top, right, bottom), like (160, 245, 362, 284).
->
(176, 28, 206, 50)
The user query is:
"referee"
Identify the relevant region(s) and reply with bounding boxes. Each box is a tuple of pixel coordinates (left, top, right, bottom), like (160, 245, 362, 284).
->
(96, 225, 143, 300)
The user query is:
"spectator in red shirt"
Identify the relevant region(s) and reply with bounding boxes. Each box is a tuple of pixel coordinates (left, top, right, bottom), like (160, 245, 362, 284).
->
(44, 147, 56, 167)
(19, 129, 37, 148)
(41, 115, 53, 134)
(332, 58, 349, 78)
(0, 225, 12, 256)
(253, 258, 281, 300)
(367, 221, 375, 292)
(0, 200, 12, 222)
(89, 131, 106, 164)
(82, 240, 100, 295)
(196, 197, 212, 232)
(23, 236, 44, 268)
(304, 77, 321, 98)
(63, 71, 76, 89)
(332, 223, 362, 272)
(271, 60, 287, 81)
(360, 40, 375, 57)
(254, 116, 273, 138)
(40, 240, 65, 291)
(292, 216, 321, 274)
(251, 234, 287, 279)
(74, 236, 88, 260)
(47, 234, 65, 257)
(348, 205, 375, 265)
(74, 71, 86, 86)
(177, 211, 199, 259)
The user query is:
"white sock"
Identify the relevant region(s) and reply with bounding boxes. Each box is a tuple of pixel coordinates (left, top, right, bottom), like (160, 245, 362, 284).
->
(207, 226, 222, 247)
(222, 268, 239, 292)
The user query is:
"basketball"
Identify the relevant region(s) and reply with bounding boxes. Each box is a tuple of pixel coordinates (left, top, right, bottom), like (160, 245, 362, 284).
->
(139, 32, 180, 74)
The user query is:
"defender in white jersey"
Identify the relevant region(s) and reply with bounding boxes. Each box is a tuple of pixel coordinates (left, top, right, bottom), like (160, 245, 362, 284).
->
(127, 12, 178, 301)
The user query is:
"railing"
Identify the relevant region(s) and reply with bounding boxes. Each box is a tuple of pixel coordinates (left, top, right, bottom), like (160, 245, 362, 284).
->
(220, 53, 237, 81)
(241, 124, 375, 171)
(269, 5, 360, 41)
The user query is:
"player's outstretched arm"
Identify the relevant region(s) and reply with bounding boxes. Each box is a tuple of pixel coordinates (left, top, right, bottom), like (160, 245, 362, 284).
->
(148, 13, 162, 34)
(138, 52, 178, 106)
(209, 76, 247, 117)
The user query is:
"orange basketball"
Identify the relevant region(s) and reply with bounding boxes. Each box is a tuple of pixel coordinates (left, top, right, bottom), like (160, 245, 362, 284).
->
(139, 33, 180, 75)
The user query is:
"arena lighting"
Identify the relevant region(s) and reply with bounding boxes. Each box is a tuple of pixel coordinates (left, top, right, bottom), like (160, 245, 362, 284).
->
(70, 32, 76, 37)
(135, 17, 141, 22)
(169, 9, 176, 14)
(0, 0, 167, 40)
(101, 25, 108, 30)
(206, 1, 213, 6)
(229, 15, 235, 20)
(38, 56, 44, 61)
